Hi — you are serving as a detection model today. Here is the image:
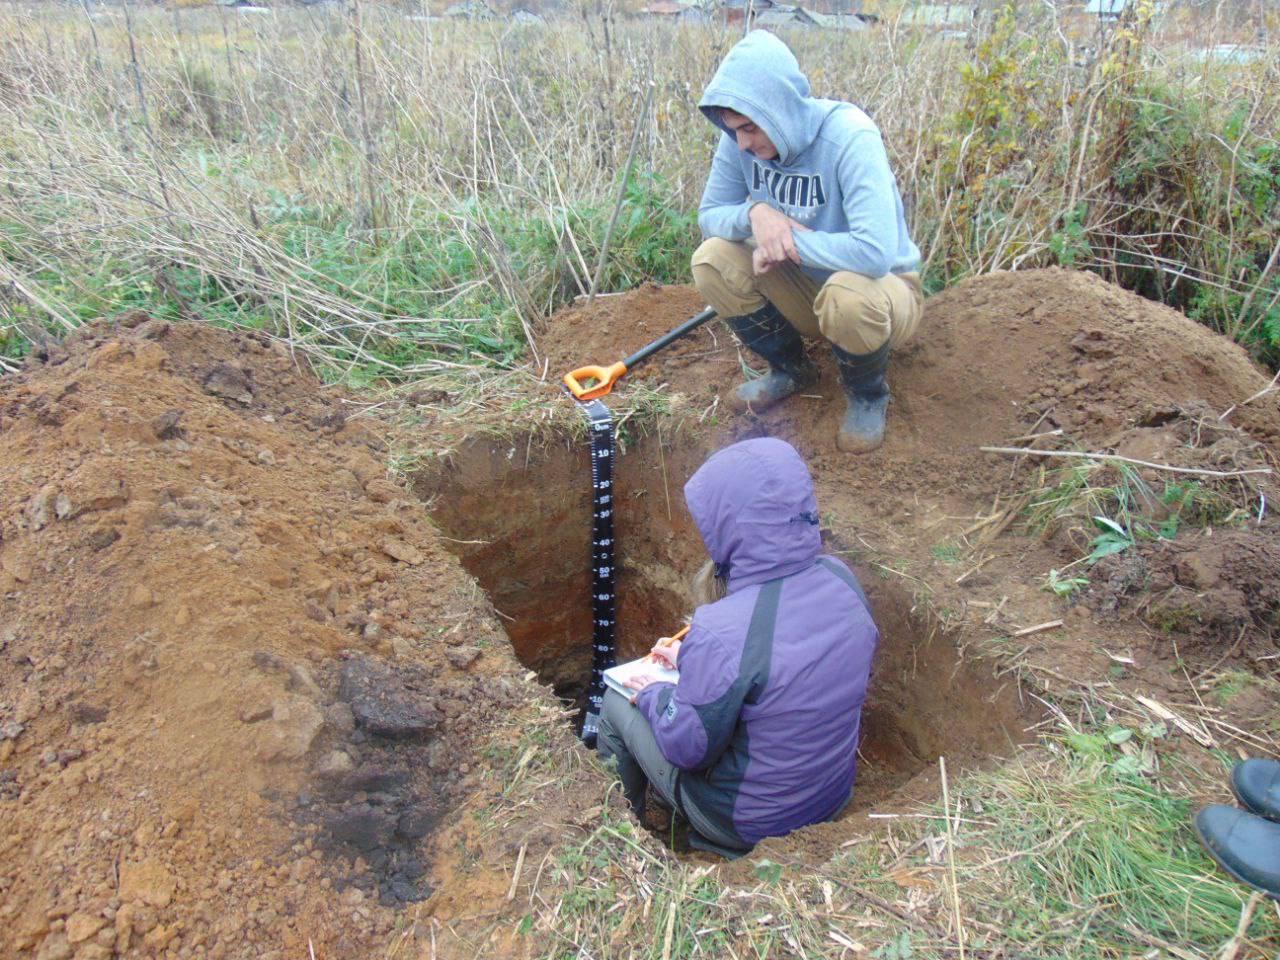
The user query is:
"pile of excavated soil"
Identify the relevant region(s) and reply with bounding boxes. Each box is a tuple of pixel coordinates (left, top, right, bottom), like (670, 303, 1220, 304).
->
(0, 318, 529, 960)
(547, 269, 1280, 457)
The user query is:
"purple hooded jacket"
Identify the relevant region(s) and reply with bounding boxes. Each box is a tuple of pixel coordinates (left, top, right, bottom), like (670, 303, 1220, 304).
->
(634, 438, 878, 846)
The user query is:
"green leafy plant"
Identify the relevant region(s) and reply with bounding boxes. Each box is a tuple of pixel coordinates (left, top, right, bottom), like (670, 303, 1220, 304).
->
(872, 932, 915, 960)
(1045, 568, 1089, 596)
(1048, 202, 1092, 268)
(1088, 515, 1135, 564)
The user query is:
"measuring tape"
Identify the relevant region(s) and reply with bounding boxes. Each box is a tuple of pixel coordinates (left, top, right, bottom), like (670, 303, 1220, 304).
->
(577, 397, 617, 748)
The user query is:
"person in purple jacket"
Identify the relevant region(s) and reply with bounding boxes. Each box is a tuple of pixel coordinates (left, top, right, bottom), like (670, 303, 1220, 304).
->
(596, 437, 878, 855)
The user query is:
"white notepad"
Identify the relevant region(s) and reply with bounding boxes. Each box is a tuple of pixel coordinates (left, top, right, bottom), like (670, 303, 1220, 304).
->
(602, 655, 679, 699)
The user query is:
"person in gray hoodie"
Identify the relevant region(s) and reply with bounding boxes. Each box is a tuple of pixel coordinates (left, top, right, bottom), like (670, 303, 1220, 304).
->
(691, 31, 923, 453)
(596, 437, 877, 855)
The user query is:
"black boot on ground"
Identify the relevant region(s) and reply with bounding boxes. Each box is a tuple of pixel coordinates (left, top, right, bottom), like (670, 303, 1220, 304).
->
(831, 342, 891, 454)
(1232, 758, 1280, 821)
(724, 302, 817, 413)
(1193, 805, 1280, 899)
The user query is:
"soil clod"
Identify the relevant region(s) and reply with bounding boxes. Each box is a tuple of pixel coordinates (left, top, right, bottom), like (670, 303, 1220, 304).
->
(338, 655, 441, 740)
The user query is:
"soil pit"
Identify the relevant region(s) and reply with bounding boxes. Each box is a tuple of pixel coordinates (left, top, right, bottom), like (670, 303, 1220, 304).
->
(420, 432, 1034, 818)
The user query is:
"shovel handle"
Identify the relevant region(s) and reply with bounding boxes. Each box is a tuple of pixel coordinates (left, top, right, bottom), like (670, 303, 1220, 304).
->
(563, 361, 628, 401)
(562, 307, 716, 401)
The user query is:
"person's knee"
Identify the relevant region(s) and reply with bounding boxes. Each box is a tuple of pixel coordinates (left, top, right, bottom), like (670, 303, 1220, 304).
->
(691, 238, 761, 315)
(599, 689, 633, 739)
(596, 691, 629, 756)
(816, 273, 893, 354)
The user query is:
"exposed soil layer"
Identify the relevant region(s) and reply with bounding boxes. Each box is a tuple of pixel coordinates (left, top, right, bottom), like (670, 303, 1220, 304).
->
(422, 437, 1033, 818)
(1093, 524, 1280, 645)
(3, 268, 1280, 960)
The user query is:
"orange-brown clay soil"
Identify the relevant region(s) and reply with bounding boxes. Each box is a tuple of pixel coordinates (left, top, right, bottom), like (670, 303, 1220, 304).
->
(0, 319, 529, 959)
(3, 269, 1279, 959)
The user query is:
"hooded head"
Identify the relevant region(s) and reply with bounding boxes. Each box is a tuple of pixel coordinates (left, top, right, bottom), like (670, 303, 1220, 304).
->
(683, 438, 822, 592)
(698, 31, 832, 166)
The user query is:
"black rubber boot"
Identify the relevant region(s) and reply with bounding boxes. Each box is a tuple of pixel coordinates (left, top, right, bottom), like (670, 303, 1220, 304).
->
(1232, 758, 1280, 822)
(724, 302, 816, 413)
(1193, 805, 1280, 899)
(832, 342, 891, 453)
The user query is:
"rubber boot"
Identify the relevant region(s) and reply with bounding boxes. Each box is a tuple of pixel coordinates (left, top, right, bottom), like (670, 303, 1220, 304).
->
(724, 302, 816, 413)
(1231, 758, 1280, 822)
(1194, 805, 1280, 899)
(832, 342, 891, 454)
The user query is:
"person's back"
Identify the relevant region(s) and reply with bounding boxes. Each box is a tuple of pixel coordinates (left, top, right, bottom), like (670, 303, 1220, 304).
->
(680, 552, 875, 844)
(632, 437, 878, 848)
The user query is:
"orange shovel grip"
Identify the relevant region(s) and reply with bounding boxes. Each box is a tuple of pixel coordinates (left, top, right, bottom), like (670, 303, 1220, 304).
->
(563, 361, 628, 401)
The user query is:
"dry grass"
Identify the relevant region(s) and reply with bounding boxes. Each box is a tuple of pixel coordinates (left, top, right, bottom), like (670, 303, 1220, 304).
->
(1, 2, 1277, 380)
(466, 688, 1280, 959)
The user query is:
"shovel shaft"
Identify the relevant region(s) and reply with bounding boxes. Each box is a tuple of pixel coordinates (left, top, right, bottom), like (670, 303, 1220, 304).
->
(562, 306, 717, 400)
(623, 307, 717, 370)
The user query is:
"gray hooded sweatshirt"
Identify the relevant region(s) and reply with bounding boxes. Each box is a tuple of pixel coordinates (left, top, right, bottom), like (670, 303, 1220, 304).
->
(697, 31, 921, 281)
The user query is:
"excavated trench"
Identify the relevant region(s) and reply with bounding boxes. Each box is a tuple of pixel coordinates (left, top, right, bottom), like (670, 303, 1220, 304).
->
(417, 432, 1032, 813)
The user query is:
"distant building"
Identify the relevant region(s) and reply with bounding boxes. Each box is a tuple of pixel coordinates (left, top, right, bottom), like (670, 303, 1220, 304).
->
(443, 0, 494, 19)
(1083, 0, 1167, 24)
(753, 6, 867, 28)
(511, 7, 545, 23)
(897, 3, 973, 27)
(720, 0, 777, 25)
(640, 0, 688, 13)
(754, 6, 813, 26)
(1190, 42, 1266, 64)
(677, 5, 713, 22)
(1084, 0, 1126, 18)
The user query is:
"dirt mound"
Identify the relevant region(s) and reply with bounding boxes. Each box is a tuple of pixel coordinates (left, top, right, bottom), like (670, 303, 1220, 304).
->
(551, 268, 1280, 442)
(923, 270, 1280, 441)
(0, 321, 525, 959)
(541, 270, 1280, 525)
(1092, 524, 1280, 646)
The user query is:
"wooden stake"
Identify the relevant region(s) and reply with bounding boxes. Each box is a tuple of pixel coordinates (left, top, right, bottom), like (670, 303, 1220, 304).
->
(587, 82, 654, 305)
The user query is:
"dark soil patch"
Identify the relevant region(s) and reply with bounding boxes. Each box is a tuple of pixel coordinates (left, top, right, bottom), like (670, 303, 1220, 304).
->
(0, 322, 519, 960)
(1093, 524, 1280, 649)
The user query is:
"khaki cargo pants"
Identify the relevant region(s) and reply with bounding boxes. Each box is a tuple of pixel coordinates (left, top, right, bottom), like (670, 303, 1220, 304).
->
(691, 237, 924, 355)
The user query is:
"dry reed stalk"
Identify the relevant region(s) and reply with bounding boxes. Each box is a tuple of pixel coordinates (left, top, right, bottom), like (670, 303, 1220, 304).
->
(980, 446, 1272, 478)
(588, 80, 654, 305)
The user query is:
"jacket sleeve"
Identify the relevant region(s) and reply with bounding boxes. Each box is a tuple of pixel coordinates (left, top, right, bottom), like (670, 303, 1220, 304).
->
(634, 624, 745, 771)
(697, 136, 755, 242)
(793, 129, 901, 278)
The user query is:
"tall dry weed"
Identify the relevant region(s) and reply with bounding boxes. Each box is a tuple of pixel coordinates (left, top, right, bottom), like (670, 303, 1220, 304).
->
(0, 2, 1276, 377)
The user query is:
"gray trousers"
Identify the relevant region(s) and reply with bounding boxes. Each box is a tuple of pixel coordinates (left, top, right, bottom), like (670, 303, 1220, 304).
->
(596, 689, 749, 853)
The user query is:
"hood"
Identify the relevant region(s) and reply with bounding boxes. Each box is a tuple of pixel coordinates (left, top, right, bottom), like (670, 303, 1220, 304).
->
(683, 437, 822, 591)
(697, 31, 839, 165)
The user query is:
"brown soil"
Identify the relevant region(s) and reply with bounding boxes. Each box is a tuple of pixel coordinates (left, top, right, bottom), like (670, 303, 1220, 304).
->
(4, 268, 1280, 959)
(0, 319, 527, 959)
(1093, 524, 1280, 646)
